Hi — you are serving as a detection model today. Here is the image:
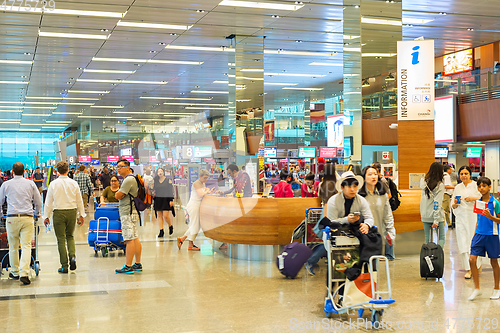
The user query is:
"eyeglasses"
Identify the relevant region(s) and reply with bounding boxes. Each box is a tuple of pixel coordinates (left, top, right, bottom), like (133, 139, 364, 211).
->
(111, 180, 119, 182)
(117, 165, 125, 169)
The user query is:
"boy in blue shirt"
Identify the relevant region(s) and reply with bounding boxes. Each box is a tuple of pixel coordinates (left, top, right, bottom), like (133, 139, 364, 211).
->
(468, 177, 500, 301)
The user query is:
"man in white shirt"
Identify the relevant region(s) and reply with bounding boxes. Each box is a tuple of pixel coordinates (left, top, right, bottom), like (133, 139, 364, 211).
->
(43, 161, 86, 273)
(443, 165, 455, 228)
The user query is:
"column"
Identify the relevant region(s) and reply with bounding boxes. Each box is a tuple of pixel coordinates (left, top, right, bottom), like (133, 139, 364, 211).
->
(485, 142, 500, 194)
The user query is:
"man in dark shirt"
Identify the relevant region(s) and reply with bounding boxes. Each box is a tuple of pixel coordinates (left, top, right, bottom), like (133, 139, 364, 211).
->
(99, 166, 111, 189)
(33, 167, 44, 194)
(218, 164, 252, 198)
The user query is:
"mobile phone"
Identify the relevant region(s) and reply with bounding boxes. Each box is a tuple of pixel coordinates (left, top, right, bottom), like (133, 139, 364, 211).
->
(353, 212, 360, 216)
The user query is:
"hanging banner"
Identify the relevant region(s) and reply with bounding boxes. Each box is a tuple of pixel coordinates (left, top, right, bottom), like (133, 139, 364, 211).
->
(397, 40, 435, 121)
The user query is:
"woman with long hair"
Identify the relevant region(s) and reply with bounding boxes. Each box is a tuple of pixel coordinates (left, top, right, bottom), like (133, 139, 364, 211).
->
(452, 166, 482, 279)
(153, 168, 175, 238)
(178, 169, 215, 250)
(420, 162, 445, 247)
(358, 165, 396, 260)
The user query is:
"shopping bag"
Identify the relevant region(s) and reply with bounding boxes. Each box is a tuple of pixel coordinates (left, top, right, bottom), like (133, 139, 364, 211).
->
(342, 269, 376, 307)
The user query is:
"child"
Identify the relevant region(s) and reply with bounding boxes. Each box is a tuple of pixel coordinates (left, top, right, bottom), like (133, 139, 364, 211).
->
(468, 177, 500, 301)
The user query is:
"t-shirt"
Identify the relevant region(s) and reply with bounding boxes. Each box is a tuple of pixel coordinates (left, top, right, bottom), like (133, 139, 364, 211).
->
(476, 195, 500, 236)
(443, 173, 453, 196)
(274, 181, 293, 198)
(33, 173, 44, 187)
(344, 197, 354, 217)
(118, 175, 138, 216)
(154, 178, 174, 198)
(102, 186, 119, 203)
(99, 173, 111, 189)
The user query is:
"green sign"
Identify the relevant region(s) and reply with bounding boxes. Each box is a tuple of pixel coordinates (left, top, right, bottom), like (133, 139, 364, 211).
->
(298, 147, 316, 158)
(466, 147, 481, 158)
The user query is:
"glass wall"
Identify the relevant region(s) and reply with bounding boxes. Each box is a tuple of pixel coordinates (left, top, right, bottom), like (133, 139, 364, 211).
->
(0, 132, 60, 171)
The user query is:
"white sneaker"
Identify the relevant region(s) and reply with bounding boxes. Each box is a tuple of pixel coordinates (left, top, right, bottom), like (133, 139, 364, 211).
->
(490, 289, 500, 300)
(468, 289, 482, 301)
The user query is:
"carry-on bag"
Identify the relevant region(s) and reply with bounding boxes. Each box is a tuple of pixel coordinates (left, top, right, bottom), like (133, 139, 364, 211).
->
(420, 227, 444, 279)
(94, 205, 120, 221)
(276, 242, 312, 278)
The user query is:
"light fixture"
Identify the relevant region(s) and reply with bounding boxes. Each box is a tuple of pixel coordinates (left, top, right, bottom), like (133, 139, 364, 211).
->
(90, 105, 124, 109)
(76, 79, 167, 85)
(148, 60, 203, 65)
(264, 83, 298, 86)
(218, 0, 304, 11)
(91, 57, 203, 65)
(272, 15, 280, 18)
(163, 103, 227, 106)
(240, 69, 264, 72)
(402, 18, 433, 25)
(191, 90, 229, 94)
(185, 107, 228, 110)
(68, 90, 110, 94)
(467, 28, 474, 31)
(385, 73, 395, 81)
(139, 97, 212, 100)
(362, 79, 370, 87)
(196, 9, 205, 13)
(309, 62, 342, 67)
(38, 31, 109, 40)
(0, 81, 29, 84)
(362, 53, 397, 57)
(361, 17, 402, 26)
(0, 8, 125, 17)
(265, 72, 326, 77)
(83, 69, 136, 74)
(164, 45, 235, 52)
(78, 115, 131, 119)
(282, 87, 323, 91)
(0, 60, 33, 65)
(52, 112, 83, 115)
(439, 12, 447, 15)
(117, 21, 192, 30)
(213, 81, 229, 84)
(265, 50, 337, 57)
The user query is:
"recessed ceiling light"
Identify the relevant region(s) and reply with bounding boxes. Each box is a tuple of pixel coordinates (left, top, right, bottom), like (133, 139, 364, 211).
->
(101, 29, 109, 32)
(158, 42, 166, 45)
(77, 79, 167, 85)
(354, 5, 359, 8)
(467, 28, 474, 31)
(149, 50, 156, 53)
(439, 12, 447, 15)
(295, 40, 302, 43)
(0, 60, 33, 65)
(117, 21, 192, 30)
(91, 105, 124, 109)
(165, 45, 235, 52)
(21, 75, 27, 78)
(170, 33, 177, 36)
(196, 9, 205, 13)
(83, 69, 136, 74)
(265, 50, 337, 57)
(39, 31, 109, 40)
(272, 15, 280, 18)
(191, 90, 229, 94)
(140, 97, 212, 100)
(68, 90, 110, 94)
(23, 52, 31, 55)
(0, 81, 29, 84)
(219, 0, 304, 11)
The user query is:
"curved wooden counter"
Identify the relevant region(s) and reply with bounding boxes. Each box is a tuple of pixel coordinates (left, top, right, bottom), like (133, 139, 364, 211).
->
(200, 196, 321, 245)
(393, 189, 423, 233)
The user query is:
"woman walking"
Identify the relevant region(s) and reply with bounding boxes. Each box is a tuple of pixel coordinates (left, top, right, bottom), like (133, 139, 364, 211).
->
(358, 165, 396, 260)
(420, 162, 445, 247)
(452, 166, 482, 279)
(177, 169, 215, 251)
(154, 168, 175, 238)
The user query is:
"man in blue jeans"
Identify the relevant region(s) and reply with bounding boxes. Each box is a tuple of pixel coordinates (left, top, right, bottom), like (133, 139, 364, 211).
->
(305, 171, 373, 275)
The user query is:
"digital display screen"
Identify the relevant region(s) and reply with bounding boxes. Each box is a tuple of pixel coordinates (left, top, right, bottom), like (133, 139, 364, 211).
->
(466, 148, 481, 158)
(264, 147, 277, 158)
(91, 159, 100, 165)
(320, 147, 337, 158)
(79, 155, 91, 163)
(435, 95, 455, 143)
(122, 156, 134, 162)
(107, 156, 119, 163)
(443, 49, 473, 76)
(327, 115, 344, 148)
(194, 146, 212, 158)
(298, 147, 316, 158)
(121, 148, 132, 156)
(435, 147, 449, 158)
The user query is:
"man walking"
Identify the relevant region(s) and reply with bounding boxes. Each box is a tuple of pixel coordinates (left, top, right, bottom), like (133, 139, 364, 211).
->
(43, 161, 86, 273)
(98, 166, 111, 189)
(0, 162, 42, 285)
(74, 164, 94, 209)
(115, 159, 142, 274)
(33, 167, 44, 194)
(443, 164, 455, 228)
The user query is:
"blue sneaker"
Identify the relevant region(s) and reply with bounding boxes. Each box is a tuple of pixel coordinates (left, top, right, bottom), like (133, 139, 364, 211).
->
(305, 263, 315, 276)
(131, 263, 143, 272)
(115, 265, 134, 274)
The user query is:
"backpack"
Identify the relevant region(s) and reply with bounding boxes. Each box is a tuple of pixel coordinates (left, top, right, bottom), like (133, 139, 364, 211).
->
(126, 174, 152, 213)
(387, 178, 401, 211)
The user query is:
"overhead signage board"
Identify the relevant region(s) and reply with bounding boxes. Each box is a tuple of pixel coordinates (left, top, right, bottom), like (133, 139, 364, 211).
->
(443, 49, 473, 76)
(194, 146, 212, 158)
(298, 147, 316, 158)
(320, 147, 337, 158)
(397, 40, 435, 121)
(107, 156, 119, 163)
(264, 146, 277, 158)
(466, 148, 481, 158)
(79, 155, 91, 163)
(122, 156, 134, 162)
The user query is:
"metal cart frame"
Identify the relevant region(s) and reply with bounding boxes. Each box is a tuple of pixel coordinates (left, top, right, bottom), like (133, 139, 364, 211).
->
(322, 226, 395, 328)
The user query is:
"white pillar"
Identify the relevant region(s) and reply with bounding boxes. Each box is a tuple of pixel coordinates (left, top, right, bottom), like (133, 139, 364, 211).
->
(485, 142, 500, 194)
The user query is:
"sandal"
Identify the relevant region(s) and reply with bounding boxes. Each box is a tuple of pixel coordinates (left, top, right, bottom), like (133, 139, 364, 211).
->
(465, 271, 472, 279)
(188, 245, 200, 251)
(177, 237, 183, 250)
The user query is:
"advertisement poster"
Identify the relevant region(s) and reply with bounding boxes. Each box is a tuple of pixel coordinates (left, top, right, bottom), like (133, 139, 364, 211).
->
(320, 147, 337, 158)
(397, 40, 435, 121)
(188, 165, 199, 197)
(327, 115, 344, 148)
(443, 49, 473, 76)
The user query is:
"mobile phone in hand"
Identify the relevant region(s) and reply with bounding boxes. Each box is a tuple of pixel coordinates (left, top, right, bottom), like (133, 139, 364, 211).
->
(386, 234, 393, 245)
(353, 212, 360, 217)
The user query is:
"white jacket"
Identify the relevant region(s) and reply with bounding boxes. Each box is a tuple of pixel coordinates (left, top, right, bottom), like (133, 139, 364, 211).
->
(326, 193, 375, 227)
(363, 189, 396, 240)
(420, 179, 445, 223)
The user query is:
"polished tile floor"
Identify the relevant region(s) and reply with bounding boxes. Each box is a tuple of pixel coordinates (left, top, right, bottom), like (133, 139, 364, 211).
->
(1, 207, 499, 333)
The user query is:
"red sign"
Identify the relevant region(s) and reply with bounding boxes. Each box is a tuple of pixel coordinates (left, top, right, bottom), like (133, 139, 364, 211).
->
(166, 158, 173, 164)
(122, 156, 134, 162)
(173, 159, 179, 165)
(107, 156, 119, 163)
(320, 147, 337, 158)
(221, 136, 229, 145)
(149, 156, 158, 162)
(204, 158, 215, 164)
(382, 151, 390, 160)
(79, 155, 91, 163)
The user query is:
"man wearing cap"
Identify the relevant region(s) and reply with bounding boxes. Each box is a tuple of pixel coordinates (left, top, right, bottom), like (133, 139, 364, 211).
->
(305, 171, 374, 275)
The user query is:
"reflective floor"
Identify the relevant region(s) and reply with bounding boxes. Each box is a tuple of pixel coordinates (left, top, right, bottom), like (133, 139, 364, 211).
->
(1, 207, 499, 333)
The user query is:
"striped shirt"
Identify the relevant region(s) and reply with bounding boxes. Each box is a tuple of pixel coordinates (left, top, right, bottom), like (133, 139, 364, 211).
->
(74, 172, 93, 196)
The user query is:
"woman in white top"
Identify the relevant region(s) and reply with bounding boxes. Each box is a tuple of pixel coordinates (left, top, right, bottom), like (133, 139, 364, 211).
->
(177, 169, 215, 251)
(452, 165, 482, 279)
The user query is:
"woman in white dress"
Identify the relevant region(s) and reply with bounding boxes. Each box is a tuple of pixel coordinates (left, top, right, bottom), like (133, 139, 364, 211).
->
(177, 169, 215, 251)
(452, 166, 482, 279)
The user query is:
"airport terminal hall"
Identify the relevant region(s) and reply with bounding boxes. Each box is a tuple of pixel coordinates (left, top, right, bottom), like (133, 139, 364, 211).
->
(2, 0, 500, 332)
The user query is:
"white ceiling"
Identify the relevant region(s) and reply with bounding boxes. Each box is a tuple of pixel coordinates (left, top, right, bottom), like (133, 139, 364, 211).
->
(0, 0, 498, 132)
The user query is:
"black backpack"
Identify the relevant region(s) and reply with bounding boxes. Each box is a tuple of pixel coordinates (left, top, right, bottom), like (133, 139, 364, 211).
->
(387, 178, 401, 211)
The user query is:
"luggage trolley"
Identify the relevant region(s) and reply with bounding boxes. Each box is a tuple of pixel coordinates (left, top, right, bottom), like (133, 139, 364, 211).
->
(303, 207, 324, 247)
(89, 203, 125, 257)
(322, 226, 395, 328)
(0, 217, 41, 277)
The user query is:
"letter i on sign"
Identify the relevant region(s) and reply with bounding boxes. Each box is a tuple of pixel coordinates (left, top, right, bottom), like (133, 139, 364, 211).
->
(411, 46, 420, 65)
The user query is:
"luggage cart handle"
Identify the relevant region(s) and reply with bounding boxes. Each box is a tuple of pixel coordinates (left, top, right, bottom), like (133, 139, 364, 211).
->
(321, 226, 331, 240)
(305, 207, 323, 215)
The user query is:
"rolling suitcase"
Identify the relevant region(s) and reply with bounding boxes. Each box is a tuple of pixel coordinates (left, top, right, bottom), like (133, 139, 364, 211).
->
(88, 218, 123, 246)
(420, 228, 444, 279)
(94, 205, 120, 221)
(276, 242, 312, 278)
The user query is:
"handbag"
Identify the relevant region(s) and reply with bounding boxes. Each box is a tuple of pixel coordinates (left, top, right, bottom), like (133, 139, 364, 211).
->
(342, 264, 376, 307)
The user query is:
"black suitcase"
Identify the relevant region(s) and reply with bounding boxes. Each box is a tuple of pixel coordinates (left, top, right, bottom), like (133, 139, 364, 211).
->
(276, 242, 312, 278)
(420, 228, 444, 279)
